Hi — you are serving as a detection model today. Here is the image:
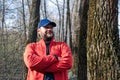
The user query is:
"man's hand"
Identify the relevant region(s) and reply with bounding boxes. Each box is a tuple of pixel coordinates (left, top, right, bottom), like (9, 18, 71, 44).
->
(53, 54, 61, 60)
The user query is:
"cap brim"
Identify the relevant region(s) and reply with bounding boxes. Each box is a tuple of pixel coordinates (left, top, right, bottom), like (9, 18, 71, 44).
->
(49, 22, 56, 27)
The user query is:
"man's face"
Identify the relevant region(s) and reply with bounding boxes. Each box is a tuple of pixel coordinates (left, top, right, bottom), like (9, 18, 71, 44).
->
(37, 24, 54, 41)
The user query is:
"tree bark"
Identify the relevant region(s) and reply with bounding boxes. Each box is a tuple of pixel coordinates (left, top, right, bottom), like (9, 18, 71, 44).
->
(87, 0, 119, 80)
(71, 0, 88, 80)
(27, 0, 40, 43)
(78, 0, 88, 80)
(23, 0, 40, 80)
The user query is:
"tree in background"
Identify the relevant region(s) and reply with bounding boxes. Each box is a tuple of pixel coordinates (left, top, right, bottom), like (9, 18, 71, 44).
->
(22, 0, 27, 42)
(27, 0, 40, 43)
(77, 0, 89, 80)
(23, 0, 40, 80)
(0, 0, 120, 79)
(65, 0, 72, 48)
(87, 0, 119, 80)
(0, 0, 28, 79)
(72, 0, 89, 80)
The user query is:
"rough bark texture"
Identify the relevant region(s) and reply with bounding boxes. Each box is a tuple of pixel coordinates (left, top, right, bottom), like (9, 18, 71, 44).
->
(87, 0, 119, 80)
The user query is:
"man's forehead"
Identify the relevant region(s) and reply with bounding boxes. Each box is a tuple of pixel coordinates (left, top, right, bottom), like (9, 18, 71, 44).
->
(42, 24, 54, 28)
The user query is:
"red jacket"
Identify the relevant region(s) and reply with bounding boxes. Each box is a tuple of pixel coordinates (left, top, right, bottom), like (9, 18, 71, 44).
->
(24, 39, 72, 80)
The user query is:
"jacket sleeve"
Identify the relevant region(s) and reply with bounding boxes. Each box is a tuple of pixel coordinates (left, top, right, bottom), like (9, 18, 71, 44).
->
(23, 43, 58, 71)
(41, 42, 72, 72)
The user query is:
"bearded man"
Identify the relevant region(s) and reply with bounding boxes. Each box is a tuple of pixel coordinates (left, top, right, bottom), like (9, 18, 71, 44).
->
(23, 18, 72, 80)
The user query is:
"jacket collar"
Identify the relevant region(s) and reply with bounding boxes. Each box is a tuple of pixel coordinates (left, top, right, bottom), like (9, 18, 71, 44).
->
(38, 38, 55, 47)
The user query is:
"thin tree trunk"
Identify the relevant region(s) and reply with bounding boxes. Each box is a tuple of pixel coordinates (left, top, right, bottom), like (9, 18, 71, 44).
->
(27, 0, 40, 43)
(22, 0, 27, 42)
(65, 0, 72, 46)
(56, 0, 61, 41)
(26, 0, 30, 13)
(61, 0, 65, 41)
(1, 0, 6, 77)
(23, 0, 40, 80)
(44, 0, 47, 18)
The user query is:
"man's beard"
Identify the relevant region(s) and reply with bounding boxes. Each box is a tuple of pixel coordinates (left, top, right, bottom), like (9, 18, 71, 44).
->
(41, 31, 54, 41)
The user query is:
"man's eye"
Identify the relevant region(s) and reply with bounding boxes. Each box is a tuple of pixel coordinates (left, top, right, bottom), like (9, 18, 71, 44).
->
(46, 27, 49, 28)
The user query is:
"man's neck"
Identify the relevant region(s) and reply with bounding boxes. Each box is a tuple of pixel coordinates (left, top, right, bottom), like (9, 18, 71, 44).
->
(45, 41, 51, 45)
(44, 38, 53, 43)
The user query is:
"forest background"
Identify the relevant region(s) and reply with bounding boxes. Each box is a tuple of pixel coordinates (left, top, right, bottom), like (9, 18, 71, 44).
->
(0, 0, 120, 80)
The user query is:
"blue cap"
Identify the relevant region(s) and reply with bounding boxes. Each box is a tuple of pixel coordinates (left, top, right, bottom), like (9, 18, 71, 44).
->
(38, 18, 56, 28)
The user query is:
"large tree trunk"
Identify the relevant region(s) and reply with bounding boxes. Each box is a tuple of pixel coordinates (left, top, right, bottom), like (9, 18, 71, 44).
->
(23, 0, 40, 80)
(71, 0, 88, 80)
(77, 0, 89, 80)
(87, 0, 119, 80)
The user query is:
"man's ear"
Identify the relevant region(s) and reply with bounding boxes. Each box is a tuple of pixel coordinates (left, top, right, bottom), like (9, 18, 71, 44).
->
(37, 28, 41, 32)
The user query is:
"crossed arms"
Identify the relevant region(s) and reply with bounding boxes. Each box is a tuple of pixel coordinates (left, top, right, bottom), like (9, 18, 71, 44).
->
(23, 42, 72, 73)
